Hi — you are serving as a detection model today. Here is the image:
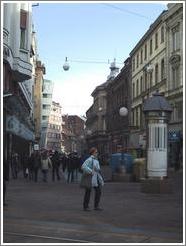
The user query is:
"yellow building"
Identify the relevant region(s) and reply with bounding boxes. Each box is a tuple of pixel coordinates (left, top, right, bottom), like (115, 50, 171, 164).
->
(33, 60, 46, 144)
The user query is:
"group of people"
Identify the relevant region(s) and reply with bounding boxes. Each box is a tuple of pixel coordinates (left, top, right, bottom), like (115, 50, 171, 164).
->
(4, 147, 105, 212)
(8, 150, 83, 183)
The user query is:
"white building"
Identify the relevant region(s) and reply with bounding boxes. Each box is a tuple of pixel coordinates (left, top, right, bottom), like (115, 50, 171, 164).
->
(40, 79, 54, 149)
(3, 3, 35, 159)
(46, 101, 63, 152)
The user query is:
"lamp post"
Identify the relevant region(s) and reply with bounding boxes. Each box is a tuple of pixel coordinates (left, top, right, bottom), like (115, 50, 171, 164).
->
(141, 91, 173, 193)
(119, 106, 128, 172)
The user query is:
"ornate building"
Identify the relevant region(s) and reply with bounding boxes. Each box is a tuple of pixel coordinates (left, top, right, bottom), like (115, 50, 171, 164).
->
(106, 57, 131, 154)
(164, 3, 183, 168)
(130, 10, 167, 152)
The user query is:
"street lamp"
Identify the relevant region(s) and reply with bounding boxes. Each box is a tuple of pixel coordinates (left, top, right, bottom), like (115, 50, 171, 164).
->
(119, 106, 128, 172)
(63, 57, 70, 71)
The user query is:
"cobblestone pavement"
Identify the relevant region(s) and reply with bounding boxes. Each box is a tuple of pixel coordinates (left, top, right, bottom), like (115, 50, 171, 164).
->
(3, 167, 183, 244)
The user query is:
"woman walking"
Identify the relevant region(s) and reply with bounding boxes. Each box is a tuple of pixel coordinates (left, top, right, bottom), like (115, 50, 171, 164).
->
(41, 151, 52, 182)
(81, 147, 104, 211)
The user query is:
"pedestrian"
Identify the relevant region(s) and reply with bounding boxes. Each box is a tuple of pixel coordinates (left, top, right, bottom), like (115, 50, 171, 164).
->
(11, 152, 19, 179)
(41, 151, 52, 182)
(30, 150, 41, 182)
(3, 157, 9, 207)
(67, 154, 75, 183)
(51, 150, 61, 181)
(80, 147, 104, 211)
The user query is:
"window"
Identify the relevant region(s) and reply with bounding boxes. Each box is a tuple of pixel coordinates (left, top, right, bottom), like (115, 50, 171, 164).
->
(42, 116, 49, 121)
(43, 93, 52, 98)
(150, 39, 153, 55)
(145, 73, 147, 90)
(155, 64, 159, 84)
(175, 101, 183, 120)
(132, 59, 135, 72)
(155, 32, 158, 49)
(20, 10, 27, 49)
(136, 79, 139, 96)
(140, 76, 143, 92)
(136, 107, 139, 127)
(172, 26, 180, 51)
(161, 59, 165, 80)
(140, 49, 143, 64)
(132, 83, 135, 98)
(172, 66, 180, 89)
(144, 44, 147, 60)
(43, 104, 50, 110)
(161, 26, 164, 43)
(149, 71, 153, 88)
(136, 54, 139, 68)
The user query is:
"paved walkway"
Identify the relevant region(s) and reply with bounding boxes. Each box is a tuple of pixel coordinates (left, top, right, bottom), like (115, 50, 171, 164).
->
(3, 167, 183, 244)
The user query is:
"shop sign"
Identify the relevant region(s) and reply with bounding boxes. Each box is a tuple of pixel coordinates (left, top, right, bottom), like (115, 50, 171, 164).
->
(168, 131, 180, 142)
(6, 115, 34, 141)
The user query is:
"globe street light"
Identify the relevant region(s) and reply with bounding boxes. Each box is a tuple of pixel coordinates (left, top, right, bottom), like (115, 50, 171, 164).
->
(119, 107, 128, 117)
(119, 106, 128, 173)
(63, 57, 70, 71)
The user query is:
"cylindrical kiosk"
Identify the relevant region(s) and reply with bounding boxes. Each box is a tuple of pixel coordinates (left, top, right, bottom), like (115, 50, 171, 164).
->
(141, 91, 173, 193)
(143, 92, 172, 178)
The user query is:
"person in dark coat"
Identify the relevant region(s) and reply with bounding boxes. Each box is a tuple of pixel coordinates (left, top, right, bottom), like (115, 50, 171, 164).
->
(51, 151, 61, 181)
(3, 157, 9, 206)
(30, 150, 41, 182)
(11, 152, 19, 179)
(67, 154, 75, 183)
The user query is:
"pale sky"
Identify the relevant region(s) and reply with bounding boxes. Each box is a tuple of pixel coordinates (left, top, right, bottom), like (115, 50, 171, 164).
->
(32, 1, 168, 116)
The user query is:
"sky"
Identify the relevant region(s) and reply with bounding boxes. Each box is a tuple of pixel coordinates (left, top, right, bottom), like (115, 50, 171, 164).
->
(32, 1, 168, 116)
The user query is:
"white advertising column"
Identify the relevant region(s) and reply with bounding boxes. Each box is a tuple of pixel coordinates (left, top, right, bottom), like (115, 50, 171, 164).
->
(147, 122, 168, 177)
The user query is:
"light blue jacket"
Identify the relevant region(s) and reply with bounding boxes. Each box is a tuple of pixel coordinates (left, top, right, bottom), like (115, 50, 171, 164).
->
(81, 155, 104, 187)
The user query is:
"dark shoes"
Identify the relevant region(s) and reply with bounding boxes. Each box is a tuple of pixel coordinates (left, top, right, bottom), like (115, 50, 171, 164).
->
(83, 208, 91, 211)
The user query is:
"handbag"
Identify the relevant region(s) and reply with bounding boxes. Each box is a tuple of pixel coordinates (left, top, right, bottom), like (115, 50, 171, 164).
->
(80, 158, 93, 189)
(80, 173, 92, 189)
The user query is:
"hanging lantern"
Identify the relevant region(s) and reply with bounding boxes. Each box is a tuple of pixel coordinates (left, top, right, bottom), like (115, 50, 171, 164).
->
(63, 57, 70, 71)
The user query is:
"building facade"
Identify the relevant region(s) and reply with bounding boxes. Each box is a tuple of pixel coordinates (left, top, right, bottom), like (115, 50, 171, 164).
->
(33, 60, 46, 144)
(130, 10, 168, 151)
(45, 101, 62, 152)
(164, 3, 183, 168)
(40, 79, 54, 149)
(106, 57, 132, 154)
(3, 3, 35, 162)
(85, 60, 120, 164)
(62, 115, 86, 155)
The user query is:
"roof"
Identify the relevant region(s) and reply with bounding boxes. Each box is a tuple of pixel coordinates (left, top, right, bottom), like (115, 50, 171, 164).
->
(143, 92, 172, 112)
(130, 10, 167, 56)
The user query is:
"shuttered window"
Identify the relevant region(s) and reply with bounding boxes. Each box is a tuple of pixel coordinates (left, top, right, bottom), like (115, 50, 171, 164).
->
(20, 10, 27, 29)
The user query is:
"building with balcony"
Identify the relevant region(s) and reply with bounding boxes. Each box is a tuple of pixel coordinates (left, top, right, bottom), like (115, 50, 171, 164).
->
(3, 3, 35, 161)
(45, 101, 62, 152)
(40, 79, 54, 149)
